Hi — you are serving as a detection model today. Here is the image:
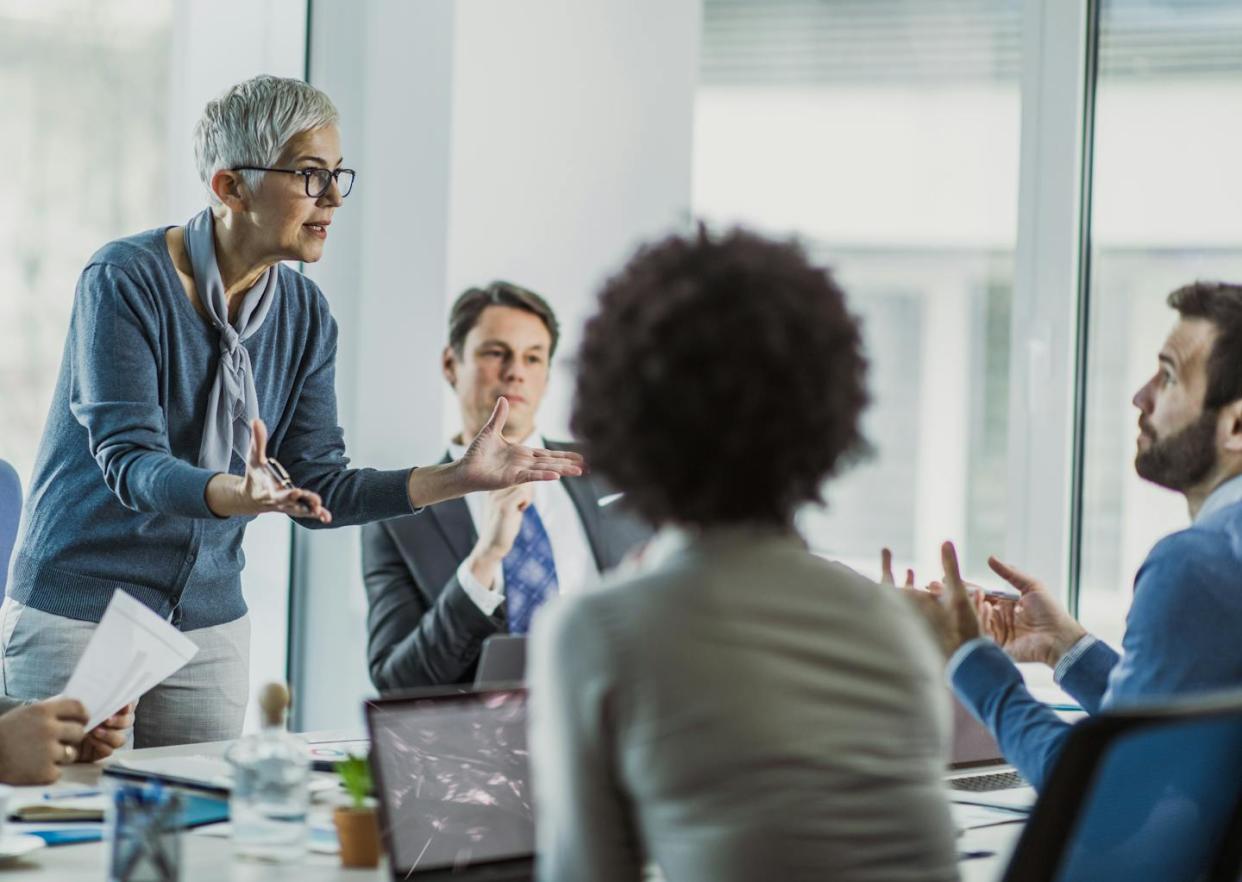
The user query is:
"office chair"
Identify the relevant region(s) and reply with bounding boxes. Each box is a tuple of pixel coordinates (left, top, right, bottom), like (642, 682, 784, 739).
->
(1002, 690, 1242, 882)
(0, 459, 20, 595)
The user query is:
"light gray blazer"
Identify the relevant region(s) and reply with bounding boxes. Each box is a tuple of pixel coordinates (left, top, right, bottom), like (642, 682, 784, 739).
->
(529, 528, 959, 882)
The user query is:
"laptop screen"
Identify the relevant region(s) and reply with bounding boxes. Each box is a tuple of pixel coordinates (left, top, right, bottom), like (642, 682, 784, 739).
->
(366, 689, 533, 874)
(950, 693, 1006, 769)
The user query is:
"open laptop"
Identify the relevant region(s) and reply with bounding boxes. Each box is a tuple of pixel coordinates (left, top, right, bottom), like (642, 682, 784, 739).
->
(366, 687, 533, 881)
(474, 635, 528, 687)
(945, 695, 1036, 810)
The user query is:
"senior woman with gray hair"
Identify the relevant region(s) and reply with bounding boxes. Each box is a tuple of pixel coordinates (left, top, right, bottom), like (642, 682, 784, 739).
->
(1, 75, 581, 748)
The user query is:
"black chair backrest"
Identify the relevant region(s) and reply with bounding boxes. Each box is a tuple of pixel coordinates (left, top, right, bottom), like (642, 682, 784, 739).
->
(1002, 690, 1242, 882)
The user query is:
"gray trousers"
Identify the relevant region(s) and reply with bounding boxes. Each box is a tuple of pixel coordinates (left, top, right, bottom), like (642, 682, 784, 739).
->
(0, 598, 250, 748)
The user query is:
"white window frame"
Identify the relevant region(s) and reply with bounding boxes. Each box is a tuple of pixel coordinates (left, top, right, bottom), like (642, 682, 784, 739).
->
(1007, 0, 1095, 611)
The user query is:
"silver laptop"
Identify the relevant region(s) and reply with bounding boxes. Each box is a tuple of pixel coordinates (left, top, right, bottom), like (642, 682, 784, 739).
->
(366, 687, 533, 880)
(944, 695, 1036, 809)
(475, 635, 528, 687)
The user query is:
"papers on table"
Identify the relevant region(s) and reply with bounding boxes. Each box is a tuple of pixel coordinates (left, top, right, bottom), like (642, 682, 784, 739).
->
(951, 785, 1038, 812)
(951, 800, 1028, 832)
(9, 789, 108, 822)
(108, 756, 233, 792)
(107, 755, 339, 796)
(61, 591, 197, 731)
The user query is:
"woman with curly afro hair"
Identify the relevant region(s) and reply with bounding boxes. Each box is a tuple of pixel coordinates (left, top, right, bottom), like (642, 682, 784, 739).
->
(529, 226, 958, 882)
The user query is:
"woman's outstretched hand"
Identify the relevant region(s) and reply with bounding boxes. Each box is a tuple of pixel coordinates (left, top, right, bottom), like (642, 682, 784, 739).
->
(402, 397, 587, 510)
(205, 418, 332, 522)
(457, 398, 585, 490)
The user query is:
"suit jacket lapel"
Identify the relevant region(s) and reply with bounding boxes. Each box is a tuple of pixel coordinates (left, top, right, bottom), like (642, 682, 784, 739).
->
(427, 451, 476, 561)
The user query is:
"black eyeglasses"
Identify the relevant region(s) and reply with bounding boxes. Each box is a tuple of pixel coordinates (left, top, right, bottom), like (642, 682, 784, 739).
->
(233, 166, 356, 198)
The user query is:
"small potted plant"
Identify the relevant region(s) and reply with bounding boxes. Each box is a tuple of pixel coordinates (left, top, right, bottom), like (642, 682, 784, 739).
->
(334, 755, 381, 868)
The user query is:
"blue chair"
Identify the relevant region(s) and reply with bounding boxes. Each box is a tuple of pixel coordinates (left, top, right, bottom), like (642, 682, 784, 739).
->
(0, 459, 21, 595)
(1002, 690, 1242, 882)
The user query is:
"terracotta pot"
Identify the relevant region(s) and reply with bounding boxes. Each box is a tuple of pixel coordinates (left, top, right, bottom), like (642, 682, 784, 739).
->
(334, 805, 381, 868)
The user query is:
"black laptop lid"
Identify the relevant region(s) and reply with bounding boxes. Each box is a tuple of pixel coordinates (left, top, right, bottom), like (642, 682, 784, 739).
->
(366, 688, 533, 878)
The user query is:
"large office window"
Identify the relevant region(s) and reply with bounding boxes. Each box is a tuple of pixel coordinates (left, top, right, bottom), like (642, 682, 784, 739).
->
(0, 0, 173, 481)
(694, 0, 1021, 582)
(0, 0, 306, 734)
(1076, 0, 1242, 645)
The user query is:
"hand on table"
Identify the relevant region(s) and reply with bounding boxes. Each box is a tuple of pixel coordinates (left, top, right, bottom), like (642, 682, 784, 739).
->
(0, 698, 89, 785)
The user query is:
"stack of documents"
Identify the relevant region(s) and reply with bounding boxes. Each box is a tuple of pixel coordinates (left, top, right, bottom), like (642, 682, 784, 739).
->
(61, 591, 197, 730)
(10, 789, 108, 822)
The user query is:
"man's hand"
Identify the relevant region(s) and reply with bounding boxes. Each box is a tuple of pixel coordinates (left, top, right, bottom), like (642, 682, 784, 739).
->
(893, 542, 984, 660)
(880, 547, 915, 590)
(76, 702, 136, 764)
(466, 485, 535, 588)
(0, 699, 89, 785)
(457, 398, 584, 491)
(982, 556, 1087, 668)
(206, 419, 332, 523)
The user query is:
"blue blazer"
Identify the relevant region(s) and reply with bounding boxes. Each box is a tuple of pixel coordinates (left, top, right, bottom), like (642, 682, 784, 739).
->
(953, 487, 1242, 791)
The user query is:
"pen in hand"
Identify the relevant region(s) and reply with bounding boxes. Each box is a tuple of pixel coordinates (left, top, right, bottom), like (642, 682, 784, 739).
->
(263, 458, 314, 516)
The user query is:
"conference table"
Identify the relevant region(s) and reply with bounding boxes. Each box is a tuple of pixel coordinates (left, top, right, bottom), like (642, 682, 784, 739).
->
(0, 733, 1023, 880)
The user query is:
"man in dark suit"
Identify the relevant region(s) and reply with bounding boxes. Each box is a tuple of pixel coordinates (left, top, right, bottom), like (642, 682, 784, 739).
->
(361, 282, 649, 690)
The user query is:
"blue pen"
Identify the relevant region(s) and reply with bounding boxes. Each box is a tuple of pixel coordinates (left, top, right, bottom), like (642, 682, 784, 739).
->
(42, 788, 102, 800)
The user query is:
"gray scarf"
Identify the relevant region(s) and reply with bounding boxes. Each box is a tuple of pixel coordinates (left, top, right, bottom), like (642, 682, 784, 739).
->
(183, 208, 278, 472)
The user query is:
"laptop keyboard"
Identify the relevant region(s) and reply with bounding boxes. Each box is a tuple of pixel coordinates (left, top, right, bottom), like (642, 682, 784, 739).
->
(949, 771, 1027, 792)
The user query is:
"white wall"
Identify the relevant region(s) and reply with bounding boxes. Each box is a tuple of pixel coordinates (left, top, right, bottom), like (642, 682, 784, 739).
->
(294, 0, 701, 731)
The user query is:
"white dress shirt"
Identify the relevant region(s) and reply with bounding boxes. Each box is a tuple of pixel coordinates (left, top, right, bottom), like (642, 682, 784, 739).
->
(448, 431, 600, 615)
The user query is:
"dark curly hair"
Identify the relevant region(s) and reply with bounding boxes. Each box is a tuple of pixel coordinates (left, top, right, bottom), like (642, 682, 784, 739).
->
(571, 226, 869, 527)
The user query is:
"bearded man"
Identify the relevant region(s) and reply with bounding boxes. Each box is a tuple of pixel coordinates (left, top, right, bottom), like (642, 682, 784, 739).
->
(913, 281, 1242, 791)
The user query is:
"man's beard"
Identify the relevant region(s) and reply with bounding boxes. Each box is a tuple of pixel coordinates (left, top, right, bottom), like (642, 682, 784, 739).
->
(1134, 409, 1219, 492)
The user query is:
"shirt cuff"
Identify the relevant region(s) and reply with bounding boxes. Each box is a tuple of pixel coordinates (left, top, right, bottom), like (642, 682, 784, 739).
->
(457, 558, 505, 616)
(946, 637, 992, 683)
(1053, 634, 1098, 684)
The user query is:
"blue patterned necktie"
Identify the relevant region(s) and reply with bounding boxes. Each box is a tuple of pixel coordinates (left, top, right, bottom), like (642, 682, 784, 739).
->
(503, 504, 559, 635)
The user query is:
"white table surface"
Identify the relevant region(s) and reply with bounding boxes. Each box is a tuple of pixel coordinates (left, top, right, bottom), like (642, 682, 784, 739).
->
(0, 732, 1021, 880)
(0, 731, 384, 880)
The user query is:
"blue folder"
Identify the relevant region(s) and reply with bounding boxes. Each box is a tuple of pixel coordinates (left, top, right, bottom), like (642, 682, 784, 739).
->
(24, 794, 228, 847)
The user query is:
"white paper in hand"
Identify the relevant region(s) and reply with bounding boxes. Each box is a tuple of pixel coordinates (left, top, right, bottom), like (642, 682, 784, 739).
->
(61, 591, 198, 731)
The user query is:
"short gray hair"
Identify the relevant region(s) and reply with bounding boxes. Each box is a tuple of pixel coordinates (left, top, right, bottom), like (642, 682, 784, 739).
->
(193, 75, 339, 204)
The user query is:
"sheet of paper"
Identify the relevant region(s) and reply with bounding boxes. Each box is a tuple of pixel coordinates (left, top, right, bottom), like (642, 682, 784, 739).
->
(952, 800, 1028, 831)
(112, 755, 233, 790)
(110, 756, 340, 795)
(61, 591, 197, 730)
(951, 785, 1038, 812)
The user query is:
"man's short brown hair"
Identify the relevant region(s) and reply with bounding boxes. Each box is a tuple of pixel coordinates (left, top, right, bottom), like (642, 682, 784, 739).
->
(1168, 282, 1242, 410)
(447, 281, 560, 358)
